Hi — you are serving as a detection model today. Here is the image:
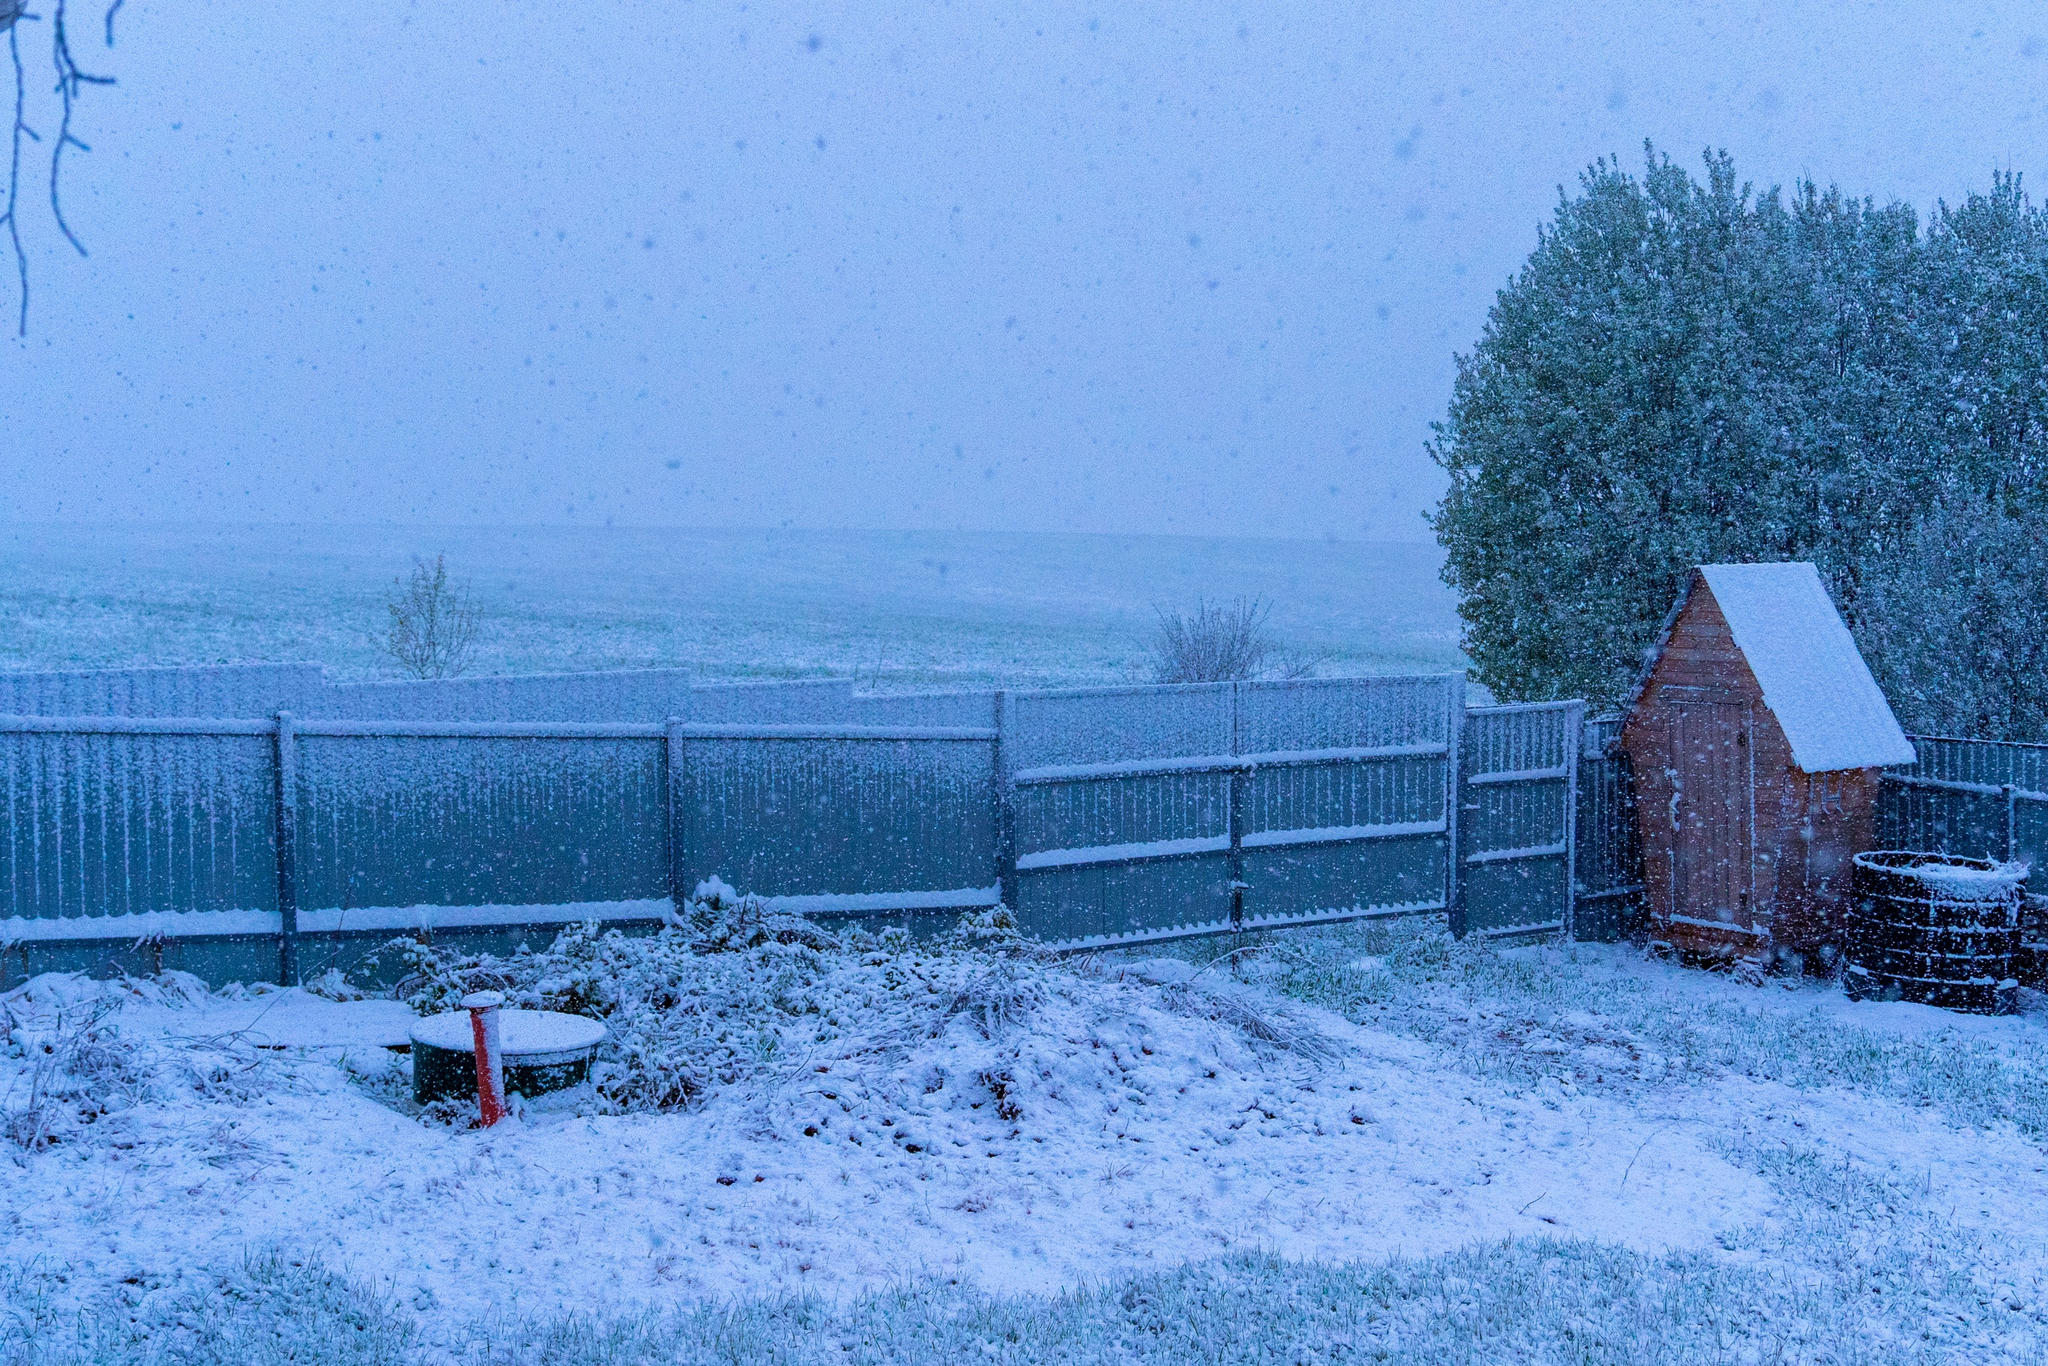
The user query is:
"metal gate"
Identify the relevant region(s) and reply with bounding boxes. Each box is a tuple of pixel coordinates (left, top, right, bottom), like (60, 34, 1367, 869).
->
(1452, 702, 1582, 939)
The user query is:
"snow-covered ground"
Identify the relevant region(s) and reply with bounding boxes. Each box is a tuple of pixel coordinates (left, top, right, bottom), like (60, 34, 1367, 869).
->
(9, 913, 2048, 1362)
(0, 524, 1462, 688)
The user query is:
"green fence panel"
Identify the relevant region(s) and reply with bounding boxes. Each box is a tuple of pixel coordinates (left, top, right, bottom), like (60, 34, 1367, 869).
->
(0, 722, 277, 926)
(673, 726, 999, 922)
(1236, 676, 1457, 930)
(1004, 684, 1236, 947)
(1454, 702, 1582, 939)
(293, 727, 668, 916)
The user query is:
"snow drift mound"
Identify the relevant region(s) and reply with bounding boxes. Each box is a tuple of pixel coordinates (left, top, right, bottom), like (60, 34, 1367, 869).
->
(379, 882, 1361, 1149)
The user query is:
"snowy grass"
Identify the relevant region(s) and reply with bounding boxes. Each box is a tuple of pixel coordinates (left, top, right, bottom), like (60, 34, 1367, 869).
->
(1233, 918, 2048, 1137)
(14, 918, 2048, 1363)
(9, 1207, 2044, 1366)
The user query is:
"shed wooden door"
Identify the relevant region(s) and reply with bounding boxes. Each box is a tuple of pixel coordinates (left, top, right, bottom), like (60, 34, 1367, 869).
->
(1668, 699, 1753, 930)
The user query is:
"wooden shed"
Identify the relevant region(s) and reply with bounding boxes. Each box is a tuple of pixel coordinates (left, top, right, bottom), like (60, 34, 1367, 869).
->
(1620, 563, 1916, 967)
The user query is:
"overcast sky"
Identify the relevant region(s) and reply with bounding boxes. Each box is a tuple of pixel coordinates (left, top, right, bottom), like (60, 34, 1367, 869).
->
(2, 1, 2042, 539)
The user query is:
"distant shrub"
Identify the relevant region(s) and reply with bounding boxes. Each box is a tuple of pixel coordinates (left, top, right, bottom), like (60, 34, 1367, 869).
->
(1148, 596, 1323, 684)
(1149, 596, 1274, 683)
(380, 553, 479, 679)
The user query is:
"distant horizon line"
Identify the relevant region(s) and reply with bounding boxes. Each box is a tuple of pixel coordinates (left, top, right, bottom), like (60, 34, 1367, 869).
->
(0, 520, 1441, 547)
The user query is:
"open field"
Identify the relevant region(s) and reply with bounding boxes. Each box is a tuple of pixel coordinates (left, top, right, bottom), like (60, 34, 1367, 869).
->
(0, 525, 1463, 690)
(8, 915, 2048, 1364)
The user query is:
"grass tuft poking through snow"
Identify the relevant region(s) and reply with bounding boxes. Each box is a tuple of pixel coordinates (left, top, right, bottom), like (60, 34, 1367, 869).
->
(1247, 917, 2048, 1136)
(3, 1252, 420, 1366)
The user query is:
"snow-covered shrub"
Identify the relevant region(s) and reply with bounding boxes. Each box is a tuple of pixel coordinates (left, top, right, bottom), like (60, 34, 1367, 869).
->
(377, 883, 1340, 1125)
(378, 882, 1063, 1115)
(2, 974, 276, 1155)
(2, 1004, 149, 1152)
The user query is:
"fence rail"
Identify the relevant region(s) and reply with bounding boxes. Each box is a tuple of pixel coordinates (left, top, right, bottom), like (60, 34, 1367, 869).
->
(0, 669, 1661, 988)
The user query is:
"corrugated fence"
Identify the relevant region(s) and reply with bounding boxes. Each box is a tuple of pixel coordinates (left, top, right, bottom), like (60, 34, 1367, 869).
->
(1, 668, 1655, 987)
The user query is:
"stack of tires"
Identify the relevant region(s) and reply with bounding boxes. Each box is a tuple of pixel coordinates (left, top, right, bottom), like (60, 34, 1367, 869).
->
(1845, 851, 2028, 1015)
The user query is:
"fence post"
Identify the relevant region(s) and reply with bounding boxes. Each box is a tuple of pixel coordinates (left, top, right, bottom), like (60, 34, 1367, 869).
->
(1563, 701, 1585, 941)
(993, 691, 1018, 911)
(2005, 784, 2019, 864)
(1220, 679, 1236, 929)
(273, 711, 300, 985)
(666, 717, 686, 911)
(1445, 675, 1467, 938)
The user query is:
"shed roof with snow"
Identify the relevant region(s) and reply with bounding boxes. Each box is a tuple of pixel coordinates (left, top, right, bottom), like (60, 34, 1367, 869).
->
(1638, 562, 1916, 773)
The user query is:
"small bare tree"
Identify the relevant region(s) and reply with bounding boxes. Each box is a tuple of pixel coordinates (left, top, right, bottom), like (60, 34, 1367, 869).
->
(1149, 596, 1277, 684)
(1149, 595, 1329, 684)
(381, 553, 479, 680)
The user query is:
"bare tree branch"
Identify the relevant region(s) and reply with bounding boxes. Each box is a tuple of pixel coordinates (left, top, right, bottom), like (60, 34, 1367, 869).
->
(50, 0, 114, 257)
(4, 16, 29, 339)
(1149, 596, 1275, 684)
(3, 0, 119, 338)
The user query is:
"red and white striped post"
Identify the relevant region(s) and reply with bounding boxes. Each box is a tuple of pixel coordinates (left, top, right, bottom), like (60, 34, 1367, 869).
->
(464, 991, 508, 1126)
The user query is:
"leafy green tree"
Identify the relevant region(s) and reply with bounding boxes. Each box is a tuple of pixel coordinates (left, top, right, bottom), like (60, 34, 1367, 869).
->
(1432, 147, 2048, 738)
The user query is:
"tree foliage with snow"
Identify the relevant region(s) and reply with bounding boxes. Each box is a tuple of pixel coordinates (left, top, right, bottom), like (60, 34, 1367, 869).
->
(1432, 147, 2048, 739)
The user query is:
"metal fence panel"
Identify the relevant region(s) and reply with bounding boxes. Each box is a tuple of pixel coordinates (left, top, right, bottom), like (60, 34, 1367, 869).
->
(1879, 781, 2008, 861)
(1895, 736, 2048, 794)
(1239, 754, 1450, 925)
(293, 732, 667, 916)
(310, 675, 856, 725)
(0, 725, 278, 929)
(849, 691, 999, 729)
(1014, 769, 1230, 855)
(0, 665, 325, 719)
(1880, 735, 2048, 870)
(1237, 676, 1457, 928)
(1007, 678, 1461, 944)
(1455, 702, 1581, 938)
(1238, 676, 1455, 753)
(1240, 837, 1447, 931)
(674, 730, 998, 917)
(675, 681, 858, 727)
(1005, 684, 1236, 944)
(1003, 684, 1235, 774)
(2, 675, 1615, 982)
(1009, 858, 1232, 946)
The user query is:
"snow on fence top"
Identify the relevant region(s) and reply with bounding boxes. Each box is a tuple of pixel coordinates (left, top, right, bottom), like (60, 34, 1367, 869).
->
(0, 664, 885, 726)
(1697, 562, 1916, 774)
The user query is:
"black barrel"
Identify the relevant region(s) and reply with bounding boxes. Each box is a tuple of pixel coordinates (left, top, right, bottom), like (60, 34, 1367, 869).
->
(1845, 851, 2026, 1014)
